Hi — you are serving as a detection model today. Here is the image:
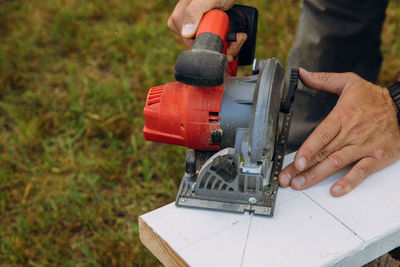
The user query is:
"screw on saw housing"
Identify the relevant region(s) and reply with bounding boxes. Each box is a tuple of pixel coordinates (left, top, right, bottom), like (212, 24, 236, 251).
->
(174, 5, 258, 87)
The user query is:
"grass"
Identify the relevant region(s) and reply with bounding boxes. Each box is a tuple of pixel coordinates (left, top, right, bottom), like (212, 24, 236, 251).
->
(0, 0, 399, 265)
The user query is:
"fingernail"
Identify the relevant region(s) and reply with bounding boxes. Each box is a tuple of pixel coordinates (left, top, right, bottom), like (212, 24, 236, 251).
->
(280, 173, 291, 186)
(296, 157, 307, 171)
(181, 23, 195, 37)
(301, 68, 310, 74)
(331, 185, 343, 196)
(292, 176, 306, 188)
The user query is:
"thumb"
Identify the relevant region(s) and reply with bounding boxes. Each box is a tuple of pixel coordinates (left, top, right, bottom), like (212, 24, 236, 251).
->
(182, 0, 233, 38)
(181, 0, 210, 38)
(299, 68, 358, 95)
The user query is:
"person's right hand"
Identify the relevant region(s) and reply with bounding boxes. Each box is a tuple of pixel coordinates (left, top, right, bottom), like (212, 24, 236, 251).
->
(168, 0, 247, 62)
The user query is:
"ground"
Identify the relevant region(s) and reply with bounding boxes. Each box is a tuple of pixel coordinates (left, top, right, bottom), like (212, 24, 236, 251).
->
(0, 0, 399, 266)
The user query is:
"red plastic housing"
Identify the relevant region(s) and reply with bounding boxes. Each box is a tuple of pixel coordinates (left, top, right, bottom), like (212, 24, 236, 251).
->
(196, 10, 229, 53)
(143, 9, 240, 151)
(143, 82, 224, 151)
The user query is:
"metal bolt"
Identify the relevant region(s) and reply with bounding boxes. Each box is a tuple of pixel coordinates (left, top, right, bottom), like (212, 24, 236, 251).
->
(248, 197, 257, 205)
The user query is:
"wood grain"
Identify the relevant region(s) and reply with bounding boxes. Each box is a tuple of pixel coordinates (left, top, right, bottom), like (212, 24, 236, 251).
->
(364, 254, 399, 267)
(139, 216, 188, 267)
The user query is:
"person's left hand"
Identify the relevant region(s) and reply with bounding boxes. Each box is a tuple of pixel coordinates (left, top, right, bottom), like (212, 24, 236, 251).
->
(279, 68, 400, 197)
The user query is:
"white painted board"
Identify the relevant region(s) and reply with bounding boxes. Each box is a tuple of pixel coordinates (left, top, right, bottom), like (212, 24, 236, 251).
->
(140, 152, 400, 266)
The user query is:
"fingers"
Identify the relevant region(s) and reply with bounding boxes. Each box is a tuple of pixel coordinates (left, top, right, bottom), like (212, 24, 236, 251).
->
(168, 0, 190, 35)
(293, 114, 341, 172)
(280, 145, 359, 188)
(168, 0, 234, 39)
(168, 0, 236, 49)
(227, 33, 247, 62)
(181, 0, 206, 37)
(182, 38, 194, 50)
(330, 157, 379, 197)
(291, 146, 360, 190)
(299, 68, 359, 95)
(280, 121, 348, 187)
(181, 0, 234, 38)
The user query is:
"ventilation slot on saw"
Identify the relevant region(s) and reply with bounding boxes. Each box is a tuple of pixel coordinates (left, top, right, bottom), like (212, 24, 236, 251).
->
(208, 112, 219, 122)
(199, 170, 233, 191)
(147, 85, 163, 105)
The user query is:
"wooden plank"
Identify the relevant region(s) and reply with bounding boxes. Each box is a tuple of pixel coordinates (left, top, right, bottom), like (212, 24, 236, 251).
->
(241, 190, 363, 267)
(139, 216, 188, 267)
(139, 152, 400, 266)
(301, 160, 400, 266)
(364, 253, 399, 267)
(140, 203, 252, 266)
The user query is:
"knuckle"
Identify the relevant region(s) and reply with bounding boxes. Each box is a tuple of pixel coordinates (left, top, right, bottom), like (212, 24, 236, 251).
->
(307, 167, 319, 183)
(220, 0, 235, 9)
(373, 147, 391, 161)
(328, 153, 343, 169)
(349, 110, 362, 122)
(353, 165, 368, 178)
(340, 110, 352, 124)
(167, 16, 176, 30)
(314, 150, 326, 163)
(314, 72, 331, 84)
(316, 127, 331, 145)
(373, 148, 385, 159)
(185, 2, 199, 18)
(350, 124, 364, 136)
(345, 72, 361, 83)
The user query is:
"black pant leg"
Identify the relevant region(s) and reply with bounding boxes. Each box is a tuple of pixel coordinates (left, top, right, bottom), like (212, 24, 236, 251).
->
(286, 0, 389, 151)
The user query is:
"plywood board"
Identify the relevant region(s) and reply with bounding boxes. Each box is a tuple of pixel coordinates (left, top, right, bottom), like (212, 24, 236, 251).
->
(139, 152, 400, 266)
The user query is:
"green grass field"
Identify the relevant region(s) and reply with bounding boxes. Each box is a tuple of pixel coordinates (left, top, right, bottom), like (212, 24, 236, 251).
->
(0, 0, 399, 265)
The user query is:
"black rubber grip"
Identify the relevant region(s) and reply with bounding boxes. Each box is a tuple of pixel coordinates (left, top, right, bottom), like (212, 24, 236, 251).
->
(192, 32, 224, 52)
(175, 33, 228, 87)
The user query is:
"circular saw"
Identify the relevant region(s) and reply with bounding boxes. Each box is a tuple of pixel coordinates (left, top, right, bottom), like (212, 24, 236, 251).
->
(143, 5, 298, 216)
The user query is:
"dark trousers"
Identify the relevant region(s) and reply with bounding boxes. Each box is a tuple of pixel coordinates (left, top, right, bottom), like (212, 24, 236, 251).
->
(287, 0, 389, 150)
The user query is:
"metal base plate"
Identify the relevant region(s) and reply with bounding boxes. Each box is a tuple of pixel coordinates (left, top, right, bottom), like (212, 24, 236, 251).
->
(178, 197, 272, 216)
(176, 110, 293, 217)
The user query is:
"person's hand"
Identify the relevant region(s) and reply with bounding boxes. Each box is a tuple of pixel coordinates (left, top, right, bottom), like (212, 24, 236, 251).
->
(167, 0, 247, 62)
(279, 68, 400, 197)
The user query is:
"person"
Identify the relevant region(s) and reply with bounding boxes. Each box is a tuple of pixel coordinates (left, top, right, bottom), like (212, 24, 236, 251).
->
(167, 0, 400, 197)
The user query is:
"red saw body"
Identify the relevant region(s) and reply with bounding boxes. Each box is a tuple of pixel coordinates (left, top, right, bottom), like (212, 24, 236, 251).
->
(143, 82, 224, 151)
(143, 7, 252, 150)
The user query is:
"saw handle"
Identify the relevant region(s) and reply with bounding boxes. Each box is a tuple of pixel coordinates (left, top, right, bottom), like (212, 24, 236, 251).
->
(196, 10, 243, 77)
(174, 5, 257, 87)
(195, 9, 230, 53)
